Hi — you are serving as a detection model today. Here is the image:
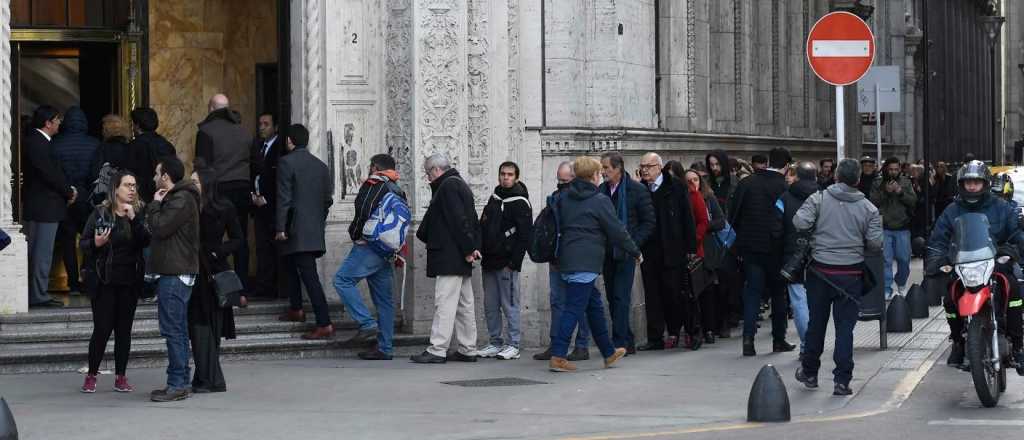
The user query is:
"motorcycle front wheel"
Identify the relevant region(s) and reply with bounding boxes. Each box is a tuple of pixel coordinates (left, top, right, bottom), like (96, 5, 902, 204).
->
(967, 312, 1001, 407)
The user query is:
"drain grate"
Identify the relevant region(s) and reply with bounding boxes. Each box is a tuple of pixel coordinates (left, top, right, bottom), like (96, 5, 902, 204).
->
(441, 377, 549, 387)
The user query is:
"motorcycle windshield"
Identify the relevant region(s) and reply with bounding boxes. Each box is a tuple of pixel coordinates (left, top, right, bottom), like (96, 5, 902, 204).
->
(951, 213, 996, 264)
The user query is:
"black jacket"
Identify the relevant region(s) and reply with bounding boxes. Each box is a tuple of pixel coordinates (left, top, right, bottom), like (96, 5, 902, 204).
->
(145, 180, 201, 275)
(91, 137, 156, 202)
(706, 151, 733, 212)
(642, 169, 697, 269)
(480, 182, 533, 271)
(195, 108, 251, 184)
(251, 134, 285, 216)
(556, 178, 640, 274)
(415, 169, 480, 278)
(80, 205, 150, 295)
(781, 178, 819, 258)
(729, 168, 787, 254)
(128, 131, 175, 202)
(51, 107, 99, 191)
(348, 173, 406, 242)
(276, 148, 333, 257)
(857, 172, 877, 195)
(22, 129, 74, 222)
(190, 199, 242, 339)
(598, 174, 655, 262)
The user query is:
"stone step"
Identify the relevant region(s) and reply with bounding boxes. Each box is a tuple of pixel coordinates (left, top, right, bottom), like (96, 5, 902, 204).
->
(0, 301, 342, 326)
(0, 330, 430, 374)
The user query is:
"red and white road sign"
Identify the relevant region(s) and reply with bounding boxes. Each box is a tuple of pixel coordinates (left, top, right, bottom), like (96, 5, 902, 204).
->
(806, 11, 876, 86)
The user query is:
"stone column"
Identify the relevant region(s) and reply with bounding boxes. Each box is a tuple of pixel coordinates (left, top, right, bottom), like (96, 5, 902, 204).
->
(0, 1, 28, 315)
(904, 28, 922, 158)
(303, 0, 326, 158)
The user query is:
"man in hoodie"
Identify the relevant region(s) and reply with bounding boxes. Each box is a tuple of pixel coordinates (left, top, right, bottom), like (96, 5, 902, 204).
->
(477, 162, 533, 361)
(781, 161, 819, 357)
(729, 148, 796, 356)
(51, 106, 99, 295)
(534, 162, 593, 361)
(870, 157, 917, 299)
(129, 107, 175, 202)
(794, 158, 882, 396)
(195, 94, 253, 288)
(332, 154, 405, 360)
(598, 152, 655, 354)
(146, 156, 201, 402)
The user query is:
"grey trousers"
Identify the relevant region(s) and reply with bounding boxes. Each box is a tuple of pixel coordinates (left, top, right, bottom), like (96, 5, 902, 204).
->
(483, 269, 521, 348)
(25, 221, 58, 305)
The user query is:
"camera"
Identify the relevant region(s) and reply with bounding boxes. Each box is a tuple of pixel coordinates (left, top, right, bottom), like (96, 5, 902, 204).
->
(780, 231, 813, 283)
(94, 215, 115, 235)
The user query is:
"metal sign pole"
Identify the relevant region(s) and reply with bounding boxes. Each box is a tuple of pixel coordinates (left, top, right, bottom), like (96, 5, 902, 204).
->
(876, 83, 882, 162)
(837, 85, 845, 162)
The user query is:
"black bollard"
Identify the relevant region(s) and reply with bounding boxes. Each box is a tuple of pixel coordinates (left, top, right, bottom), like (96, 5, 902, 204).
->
(0, 398, 17, 440)
(747, 364, 791, 422)
(907, 284, 930, 319)
(886, 294, 913, 333)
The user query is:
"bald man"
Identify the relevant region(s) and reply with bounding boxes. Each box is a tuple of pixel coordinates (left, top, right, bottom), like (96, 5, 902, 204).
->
(195, 93, 254, 287)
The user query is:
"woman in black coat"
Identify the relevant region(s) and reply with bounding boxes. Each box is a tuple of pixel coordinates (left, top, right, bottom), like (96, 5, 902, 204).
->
(79, 171, 150, 393)
(189, 163, 243, 393)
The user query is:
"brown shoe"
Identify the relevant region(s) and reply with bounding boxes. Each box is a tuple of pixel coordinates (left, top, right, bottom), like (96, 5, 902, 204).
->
(549, 356, 577, 372)
(302, 324, 334, 340)
(278, 309, 306, 322)
(604, 347, 627, 368)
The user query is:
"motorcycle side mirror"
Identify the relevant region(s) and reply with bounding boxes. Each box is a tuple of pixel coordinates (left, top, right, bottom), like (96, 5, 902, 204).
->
(998, 255, 1012, 264)
(940, 265, 954, 273)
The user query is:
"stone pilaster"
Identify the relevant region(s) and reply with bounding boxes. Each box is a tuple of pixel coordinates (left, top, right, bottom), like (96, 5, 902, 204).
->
(303, 0, 326, 158)
(0, 0, 28, 315)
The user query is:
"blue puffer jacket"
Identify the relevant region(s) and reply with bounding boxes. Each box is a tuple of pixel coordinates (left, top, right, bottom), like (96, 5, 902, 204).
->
(926, 193, 1023, 273)
(51, 106, 99, 189)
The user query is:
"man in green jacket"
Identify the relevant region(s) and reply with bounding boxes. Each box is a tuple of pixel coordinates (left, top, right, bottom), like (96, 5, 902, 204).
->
(870, 157, 916, 299)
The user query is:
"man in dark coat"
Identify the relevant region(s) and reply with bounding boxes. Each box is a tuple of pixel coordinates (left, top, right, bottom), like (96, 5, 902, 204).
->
(637, 153, 698, 351)
(728, 148, 796, 356)
(129, 107, 175, 202)
(598, 151, 655, 353)
(195, 94, 253, 288)
(274, 124, 335, 340)
(781, 161, 819, 356)
(52, 106, 99, 294)
(410, 154, 481, 364)
(705, 150, 732, 213)
(477, 161, 533, 360)
(23, 105, 76, 308)
(250, 112, 285, 299)
(857, 155, 877, 195)
(818, 158, 835, 190)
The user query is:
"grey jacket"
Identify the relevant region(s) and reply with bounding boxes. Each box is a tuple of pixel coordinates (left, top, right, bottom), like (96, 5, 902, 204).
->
(276, 148, 334, 257)
(794, 182, 883, 266)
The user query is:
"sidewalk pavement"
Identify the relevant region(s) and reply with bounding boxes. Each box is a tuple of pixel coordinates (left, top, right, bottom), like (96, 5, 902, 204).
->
(0, 263, 949, 440)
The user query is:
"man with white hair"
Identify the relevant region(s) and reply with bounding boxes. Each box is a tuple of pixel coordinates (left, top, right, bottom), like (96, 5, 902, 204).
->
(411, 154, 482, 363)
(194, 93, 254, 289)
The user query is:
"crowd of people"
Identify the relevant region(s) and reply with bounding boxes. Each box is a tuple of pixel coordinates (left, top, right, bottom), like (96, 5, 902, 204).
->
(23, 93, 986, 401)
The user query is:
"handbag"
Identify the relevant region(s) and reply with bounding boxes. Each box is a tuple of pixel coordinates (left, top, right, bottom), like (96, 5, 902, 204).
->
(212, 270, 244, 308)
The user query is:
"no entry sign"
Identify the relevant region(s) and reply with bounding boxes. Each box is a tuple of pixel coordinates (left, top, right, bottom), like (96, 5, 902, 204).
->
(806, 11, 876, 86)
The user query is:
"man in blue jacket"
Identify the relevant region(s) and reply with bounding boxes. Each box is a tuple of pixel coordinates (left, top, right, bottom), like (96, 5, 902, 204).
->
(51, 106, 98, 295)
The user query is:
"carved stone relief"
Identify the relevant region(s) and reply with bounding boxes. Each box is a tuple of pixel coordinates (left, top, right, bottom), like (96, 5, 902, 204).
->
(466, 0, 491, 201)
(507, 0, 524, 160)
(386, 0, 414, 197)
(304, 0, 324, 156)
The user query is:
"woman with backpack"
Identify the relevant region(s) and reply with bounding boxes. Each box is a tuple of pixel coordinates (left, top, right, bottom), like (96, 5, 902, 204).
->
(89, 114, 157, 203)
(188, 162, 243, 393)
(79, 171, 150, 393)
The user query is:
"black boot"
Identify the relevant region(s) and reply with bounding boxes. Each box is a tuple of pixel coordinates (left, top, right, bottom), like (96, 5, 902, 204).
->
(743, 336, 756, 357)
(773, 340, 796, 353)
(1013, 348, 1024, 377)
(947, 341, 965, 368)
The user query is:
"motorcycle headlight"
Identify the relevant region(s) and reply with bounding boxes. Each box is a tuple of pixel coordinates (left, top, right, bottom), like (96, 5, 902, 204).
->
(956, 260, 994, 288)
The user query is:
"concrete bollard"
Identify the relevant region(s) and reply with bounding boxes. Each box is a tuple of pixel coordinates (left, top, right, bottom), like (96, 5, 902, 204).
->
(886, 294, 913, 333)
(747, 364, 791, 422)
(907, 284, 930, 319)
(0, 398, 17, 440)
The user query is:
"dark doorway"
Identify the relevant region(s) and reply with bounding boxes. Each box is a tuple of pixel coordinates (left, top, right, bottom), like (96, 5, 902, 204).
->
(255, 63, 279, 121)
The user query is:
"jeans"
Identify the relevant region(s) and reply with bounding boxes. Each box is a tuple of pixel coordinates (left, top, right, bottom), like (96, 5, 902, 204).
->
(483, 269, 521, 348)
(801, 266, 861, 386)
(333, 244, 395, 353)
(741, 252, 788, 340)
(603, 259, 636, 347)
(787, 283, 809, 352)
(883, 229, 911, 298)
(284, 252, 332, 327)
(549, 269, 590, 349)
(551, 280, 615, 359)
(157, 276, 193, 391)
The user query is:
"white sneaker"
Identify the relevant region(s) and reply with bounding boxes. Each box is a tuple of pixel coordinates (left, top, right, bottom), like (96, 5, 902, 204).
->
(476, 344, 501, 358)
(496, 345, 521, 360)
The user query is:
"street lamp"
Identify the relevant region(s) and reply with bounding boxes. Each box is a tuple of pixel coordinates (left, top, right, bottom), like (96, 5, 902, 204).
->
(982, 15, 1005, 164)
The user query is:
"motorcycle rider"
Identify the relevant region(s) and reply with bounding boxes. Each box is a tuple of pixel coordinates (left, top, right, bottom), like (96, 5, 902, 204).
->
(926, 160, 1024, 374)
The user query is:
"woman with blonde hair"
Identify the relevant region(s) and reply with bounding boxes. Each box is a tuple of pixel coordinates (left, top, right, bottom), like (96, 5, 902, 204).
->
(547, 156, 641, 372)
(90, 114, 155, 201)
(79, 171, 150, 393)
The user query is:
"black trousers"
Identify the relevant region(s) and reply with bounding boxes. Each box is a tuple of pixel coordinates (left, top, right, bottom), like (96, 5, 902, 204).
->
(190, 309, 226, 391)
(698, 282, 717, 335)
(56, 216, 82, 292)
(943, 263, 1024, 347)
(284, 252, 332, 327)
(220, 181, 251, 288)
(252, 211, 283, 298)
(88, 284, 138, 375)
(641, 263, 686, 341)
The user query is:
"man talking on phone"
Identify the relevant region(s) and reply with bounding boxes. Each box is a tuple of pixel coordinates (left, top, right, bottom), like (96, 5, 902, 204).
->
(869, 157, 916, 299)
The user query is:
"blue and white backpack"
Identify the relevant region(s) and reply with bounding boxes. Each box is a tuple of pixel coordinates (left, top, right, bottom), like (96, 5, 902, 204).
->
(362, 183, 412, 259)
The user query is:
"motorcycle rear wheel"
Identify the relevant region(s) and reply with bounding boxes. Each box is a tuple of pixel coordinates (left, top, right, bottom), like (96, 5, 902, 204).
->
(967, 313, 1001, 407)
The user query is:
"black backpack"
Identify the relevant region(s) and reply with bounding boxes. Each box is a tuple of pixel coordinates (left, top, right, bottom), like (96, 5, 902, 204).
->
(528, 194, 562, 263)
(89, 162, 122, 205)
